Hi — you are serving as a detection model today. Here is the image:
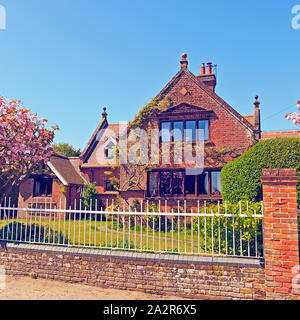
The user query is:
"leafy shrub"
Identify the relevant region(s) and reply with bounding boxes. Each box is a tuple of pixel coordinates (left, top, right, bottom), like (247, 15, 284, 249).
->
(221, 138, 300, 207)
(192, 201, 263, 256)
(0, 222, 69, 244)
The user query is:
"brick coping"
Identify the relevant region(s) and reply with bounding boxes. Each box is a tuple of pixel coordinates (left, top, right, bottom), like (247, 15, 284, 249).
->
(2, 242, 264, 268)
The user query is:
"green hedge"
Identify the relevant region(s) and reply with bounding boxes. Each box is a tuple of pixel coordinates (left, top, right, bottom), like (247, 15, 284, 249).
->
(220, 138, 300, 207)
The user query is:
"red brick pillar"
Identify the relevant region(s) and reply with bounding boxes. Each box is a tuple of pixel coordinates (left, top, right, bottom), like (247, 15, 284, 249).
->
(261, 169, 300, 299)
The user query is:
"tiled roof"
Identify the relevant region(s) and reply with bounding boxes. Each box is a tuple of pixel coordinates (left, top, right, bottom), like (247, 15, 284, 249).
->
(243, 115, 255, 126)
(260, 131, 300, 141)
(49, 154, 86, 185)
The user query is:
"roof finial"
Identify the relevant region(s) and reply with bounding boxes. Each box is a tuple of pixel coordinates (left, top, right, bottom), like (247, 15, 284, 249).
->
(102, 107, 107, 119)
(180, 53, 188, 69)
(254, 95, 260, 108)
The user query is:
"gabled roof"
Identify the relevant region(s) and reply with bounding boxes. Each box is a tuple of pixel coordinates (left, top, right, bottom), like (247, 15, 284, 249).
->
(48, 154, 86, 186)
(155, 67, 257, 133)
(80, 117, 108, 162)
(81, 123, 120, 168)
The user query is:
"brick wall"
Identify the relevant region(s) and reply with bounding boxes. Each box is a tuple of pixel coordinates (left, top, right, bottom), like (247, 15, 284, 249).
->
(160, 72, 254, 151)
(0, 244, 265, 300)
(261, 169, 300, 299)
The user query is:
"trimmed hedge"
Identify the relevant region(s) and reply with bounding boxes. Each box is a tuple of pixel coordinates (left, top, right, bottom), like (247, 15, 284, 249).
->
(220, 138, 300, 207)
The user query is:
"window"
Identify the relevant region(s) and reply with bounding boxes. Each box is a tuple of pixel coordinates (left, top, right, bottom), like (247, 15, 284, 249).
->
(173, 172, 184, 195)
(160, 171, 172, 196)
(104, 142, 115, 159)
(211, 171, 222, 194)
(184, 175, 195, 195)
(185, 121, 196, 141)
(198, 120, 209, 140)
(148, 172, 159, 196)
(197, 172, 209, 195)
(33, 178, 53, 197)
(161, 122, 171, 142)
(147, 170, 221, 198)
(173, 121, 183, 142)
(105, 181, 115, 191)
(160, 119, 209, 143)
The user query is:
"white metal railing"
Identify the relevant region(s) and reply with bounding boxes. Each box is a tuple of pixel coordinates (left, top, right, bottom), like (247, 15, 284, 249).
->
(0, 198, 264, 258)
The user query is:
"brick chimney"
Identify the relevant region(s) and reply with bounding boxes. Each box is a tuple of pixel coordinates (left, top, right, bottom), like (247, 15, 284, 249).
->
(197, 62, 217, 92)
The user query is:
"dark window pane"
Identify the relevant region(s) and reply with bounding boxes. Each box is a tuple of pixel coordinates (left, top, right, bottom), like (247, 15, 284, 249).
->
(185, 175, 196, 195)
(198, 120, 209, 140)
(34, 178, 53, 197)
(211, 171, 222, 194)
(197, 172, 208, 195)
(46, 180, 53, 196)
(34, 181, 40, 197)
(160, 172, 172, 195)
(105, 181, 115, 191)
(185, 121, 196, 141)
(148, 172, 159, 197)
(161, 122, 171, 142)
(173, 122, 183, 141)
(173, 172, 183, 195)
(40, 181, 46, 196)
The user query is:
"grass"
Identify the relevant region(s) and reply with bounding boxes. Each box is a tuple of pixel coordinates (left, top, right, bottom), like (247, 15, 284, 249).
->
(0, 214, 262, 256)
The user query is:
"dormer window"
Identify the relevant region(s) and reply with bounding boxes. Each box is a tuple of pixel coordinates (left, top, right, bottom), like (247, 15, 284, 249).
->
(102, 137, 116, 160)
(104, 142, 115, 159)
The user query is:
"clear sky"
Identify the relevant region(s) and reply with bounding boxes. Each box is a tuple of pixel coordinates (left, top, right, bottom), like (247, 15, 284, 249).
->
(0, 0, 299, 150)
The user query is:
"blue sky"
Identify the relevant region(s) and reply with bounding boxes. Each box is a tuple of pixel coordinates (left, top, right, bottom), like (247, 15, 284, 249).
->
(0, 0, 299, 150)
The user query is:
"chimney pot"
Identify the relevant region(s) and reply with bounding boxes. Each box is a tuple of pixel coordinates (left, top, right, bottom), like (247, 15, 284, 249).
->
(201, 63, 206, 75)
(207, 62, 212, 74)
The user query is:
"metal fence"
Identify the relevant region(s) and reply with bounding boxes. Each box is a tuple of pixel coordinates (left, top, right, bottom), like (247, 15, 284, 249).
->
(0, 198, 264, 258)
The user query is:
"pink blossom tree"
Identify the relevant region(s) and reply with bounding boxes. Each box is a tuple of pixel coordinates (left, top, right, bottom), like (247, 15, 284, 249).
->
(286, 101, 300, 125)
(0, 97, 59, 204)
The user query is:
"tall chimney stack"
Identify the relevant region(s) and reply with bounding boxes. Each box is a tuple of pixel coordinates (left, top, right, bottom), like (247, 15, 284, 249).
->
(197, 61, 217, 92)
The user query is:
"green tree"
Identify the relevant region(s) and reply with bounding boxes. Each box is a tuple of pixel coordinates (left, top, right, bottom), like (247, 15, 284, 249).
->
(52, 142, 81, 157)
(80, 182, 99, 210)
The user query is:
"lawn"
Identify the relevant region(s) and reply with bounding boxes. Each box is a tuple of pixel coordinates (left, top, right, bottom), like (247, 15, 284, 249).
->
(0, 208, 263, 257)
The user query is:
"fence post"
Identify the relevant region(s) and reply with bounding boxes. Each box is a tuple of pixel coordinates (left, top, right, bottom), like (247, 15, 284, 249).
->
(261, 168, 300, 299)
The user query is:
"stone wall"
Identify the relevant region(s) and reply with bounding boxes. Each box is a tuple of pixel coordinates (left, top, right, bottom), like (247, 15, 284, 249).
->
(0, 244, 265, 300)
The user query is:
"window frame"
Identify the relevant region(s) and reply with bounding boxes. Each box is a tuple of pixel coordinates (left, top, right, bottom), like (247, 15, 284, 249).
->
(147, 169, 221, 198)
(160, 119, 210, 144)
(105, 180, 115, 192)
(33, 177, 53, 197)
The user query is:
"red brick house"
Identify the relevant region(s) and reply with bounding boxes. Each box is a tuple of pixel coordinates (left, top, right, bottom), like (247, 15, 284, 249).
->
(18, 53, 299, 209)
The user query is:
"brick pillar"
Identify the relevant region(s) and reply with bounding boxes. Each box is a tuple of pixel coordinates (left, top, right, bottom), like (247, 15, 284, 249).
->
(261, 169, 300, 299)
